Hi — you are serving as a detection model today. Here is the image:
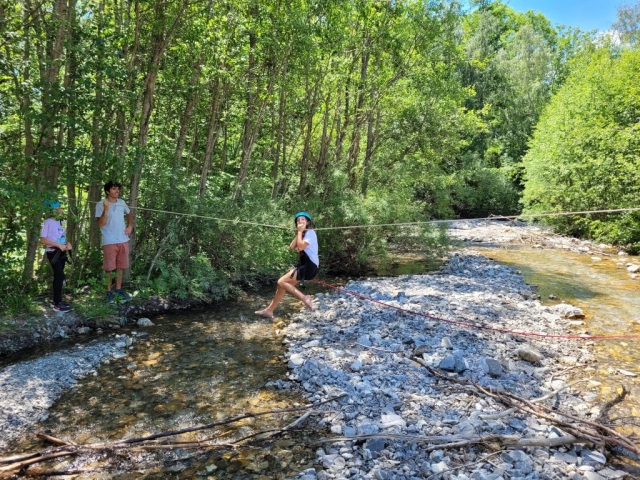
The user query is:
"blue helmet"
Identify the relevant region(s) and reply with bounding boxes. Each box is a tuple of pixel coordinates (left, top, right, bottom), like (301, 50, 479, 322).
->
(43, 200, 61, 209)
(294, 211, 312, 224)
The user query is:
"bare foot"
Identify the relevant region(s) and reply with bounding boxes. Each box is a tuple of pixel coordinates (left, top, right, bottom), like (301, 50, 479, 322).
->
(255, 309, 274, 318)
(302, 295, 313, 311)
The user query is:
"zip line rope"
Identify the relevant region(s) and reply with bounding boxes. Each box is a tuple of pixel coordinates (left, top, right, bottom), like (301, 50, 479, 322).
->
(88, 200, 290, 230)
(85, 198, 639, 340)
(86, 200, 640, 232)
(311, 279, 640, 342)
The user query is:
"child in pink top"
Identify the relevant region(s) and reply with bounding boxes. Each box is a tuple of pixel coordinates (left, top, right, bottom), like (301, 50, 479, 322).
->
(40, 201, 73, 312)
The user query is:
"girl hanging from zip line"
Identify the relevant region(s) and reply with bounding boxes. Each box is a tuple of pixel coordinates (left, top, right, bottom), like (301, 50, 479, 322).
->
(255, 212, 319, 318)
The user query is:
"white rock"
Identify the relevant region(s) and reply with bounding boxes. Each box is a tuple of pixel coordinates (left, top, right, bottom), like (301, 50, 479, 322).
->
(288, 353, 305, 367)
(380, 413, 406, 429)
(516, 347, 543, 363)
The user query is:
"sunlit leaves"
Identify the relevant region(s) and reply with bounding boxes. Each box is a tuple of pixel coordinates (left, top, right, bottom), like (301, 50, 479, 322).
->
(522, 47, 640, 250)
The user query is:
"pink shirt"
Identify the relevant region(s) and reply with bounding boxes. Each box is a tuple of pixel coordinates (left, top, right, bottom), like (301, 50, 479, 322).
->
(40, 218, 66, 252)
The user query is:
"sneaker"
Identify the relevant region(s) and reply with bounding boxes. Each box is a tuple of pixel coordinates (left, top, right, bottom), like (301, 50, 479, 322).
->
(114, 290, 131, 302)
(106, 291, 115, 303)
(52, 302, 72, 312)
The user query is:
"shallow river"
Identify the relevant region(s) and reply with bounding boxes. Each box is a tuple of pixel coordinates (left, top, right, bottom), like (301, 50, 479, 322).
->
(5, 243, 640, 478)
(472, 245, 640, 439)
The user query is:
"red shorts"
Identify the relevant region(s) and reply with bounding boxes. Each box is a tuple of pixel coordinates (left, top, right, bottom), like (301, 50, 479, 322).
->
(103, 242, 130, 271)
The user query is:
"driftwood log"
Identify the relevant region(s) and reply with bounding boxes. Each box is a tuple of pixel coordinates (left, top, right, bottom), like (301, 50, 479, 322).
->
(2, 359, 638, 477)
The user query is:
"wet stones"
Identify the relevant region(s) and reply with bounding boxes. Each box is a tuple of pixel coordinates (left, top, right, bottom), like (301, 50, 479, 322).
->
(552, 303, 586, 319)
(283, 250, 603, 480)
(515, 346, 544, 363)
(0, 338, 131, 449)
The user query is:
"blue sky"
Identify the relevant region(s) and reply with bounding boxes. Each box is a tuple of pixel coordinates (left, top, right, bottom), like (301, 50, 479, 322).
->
(503, 0, 620, 32)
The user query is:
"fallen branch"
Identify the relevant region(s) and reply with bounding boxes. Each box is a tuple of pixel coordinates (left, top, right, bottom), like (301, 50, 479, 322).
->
(414, 360, 639, 456)
(0, 451, 76, 475)
(22, 467, 100, 477)
(315, 432, 579, 449)
(0, 395, 345, 475)
(596, 387, 628, 424)
(478, 379, 586, 420)
(36, 433, 76, 446)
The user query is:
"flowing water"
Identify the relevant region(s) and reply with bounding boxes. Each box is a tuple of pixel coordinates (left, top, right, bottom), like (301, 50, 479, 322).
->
(3, 244, 640, 477)
(471, 245, 640, 446)
(7, 286, 331, 479)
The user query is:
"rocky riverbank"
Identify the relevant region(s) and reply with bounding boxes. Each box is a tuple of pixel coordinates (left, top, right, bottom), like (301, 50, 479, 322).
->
(0, 295, 207, 358)
(0, 335, 136, 450)
(280, 248, 634, 479)
(1, 221, 637, 478)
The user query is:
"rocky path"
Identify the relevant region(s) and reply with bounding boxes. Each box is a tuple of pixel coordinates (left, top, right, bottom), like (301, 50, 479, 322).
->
(280, 224, 635, 480)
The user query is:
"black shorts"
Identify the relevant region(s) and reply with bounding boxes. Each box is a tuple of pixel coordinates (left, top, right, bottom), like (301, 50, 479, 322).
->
(292, 252, 319, 281)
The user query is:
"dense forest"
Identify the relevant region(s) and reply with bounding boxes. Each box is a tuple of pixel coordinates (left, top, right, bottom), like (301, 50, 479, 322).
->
(1, 0, 639, 314)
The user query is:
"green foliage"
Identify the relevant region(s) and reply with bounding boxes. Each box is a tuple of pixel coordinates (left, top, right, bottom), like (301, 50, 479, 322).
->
(0, 0, 589, 317)
(149, 254, 232, 301)
(522, 47, 640, 252)
(460, 1, 591, 180)
(415, 165, 520, 219)
(0, 293, 39, 318)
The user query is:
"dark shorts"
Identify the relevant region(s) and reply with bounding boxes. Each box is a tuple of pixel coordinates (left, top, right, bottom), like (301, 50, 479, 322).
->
(293, 251, 319, 281)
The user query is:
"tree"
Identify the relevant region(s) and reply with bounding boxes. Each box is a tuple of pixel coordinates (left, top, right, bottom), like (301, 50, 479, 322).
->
(522, 47, 640, 251)
(614, 1, 640, 46)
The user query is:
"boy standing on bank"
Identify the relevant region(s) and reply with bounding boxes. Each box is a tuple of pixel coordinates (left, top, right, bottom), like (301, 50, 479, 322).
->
(95, 181, 133, 302)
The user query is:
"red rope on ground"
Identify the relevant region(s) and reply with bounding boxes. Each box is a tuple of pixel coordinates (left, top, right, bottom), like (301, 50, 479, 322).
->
(311, 279, 640, 342)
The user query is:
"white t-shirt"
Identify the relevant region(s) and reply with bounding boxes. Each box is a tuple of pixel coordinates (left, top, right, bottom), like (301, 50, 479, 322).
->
(95, 198, 131, 246)
(303, 230, 319, 267)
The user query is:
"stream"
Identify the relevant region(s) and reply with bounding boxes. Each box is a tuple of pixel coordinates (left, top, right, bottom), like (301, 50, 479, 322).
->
(472, 244, 640, 439)
(2, 232, 639, 478)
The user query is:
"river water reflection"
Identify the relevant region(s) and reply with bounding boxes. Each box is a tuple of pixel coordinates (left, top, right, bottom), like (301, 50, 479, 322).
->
(14, 287, 332, 479)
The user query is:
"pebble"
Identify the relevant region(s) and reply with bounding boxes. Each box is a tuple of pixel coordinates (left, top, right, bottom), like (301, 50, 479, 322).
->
(0, 338, 132, 449)
(283, 250, 604, 479)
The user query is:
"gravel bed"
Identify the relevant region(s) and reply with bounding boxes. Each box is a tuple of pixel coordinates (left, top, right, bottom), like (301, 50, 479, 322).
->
(278, 251, 631, 480)
(0, 336, 133, 450)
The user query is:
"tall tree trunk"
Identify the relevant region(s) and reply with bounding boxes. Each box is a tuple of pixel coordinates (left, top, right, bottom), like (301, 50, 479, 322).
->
(64, 0, 79, 262)
(199, 78, 224, 198)
(87, 0, 106, 261)
(271, 60, 287, 200)
(128, 0, 189, 266)
(316, 92, 331, 176)
(347, 47, 369, 190)
(23, 0, 68, 282)
(175, 58, 203, 168)
(361, 104, 379, 197)
(116, 0, 141, 165)
(232, 31, 257, 202)
(297, 76, 322, 197)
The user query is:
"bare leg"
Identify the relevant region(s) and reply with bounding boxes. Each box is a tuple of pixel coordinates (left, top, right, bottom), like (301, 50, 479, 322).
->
(105, 271, 112, 292)
(115, 269, 124, 290)
(255, 269, 313, 317)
